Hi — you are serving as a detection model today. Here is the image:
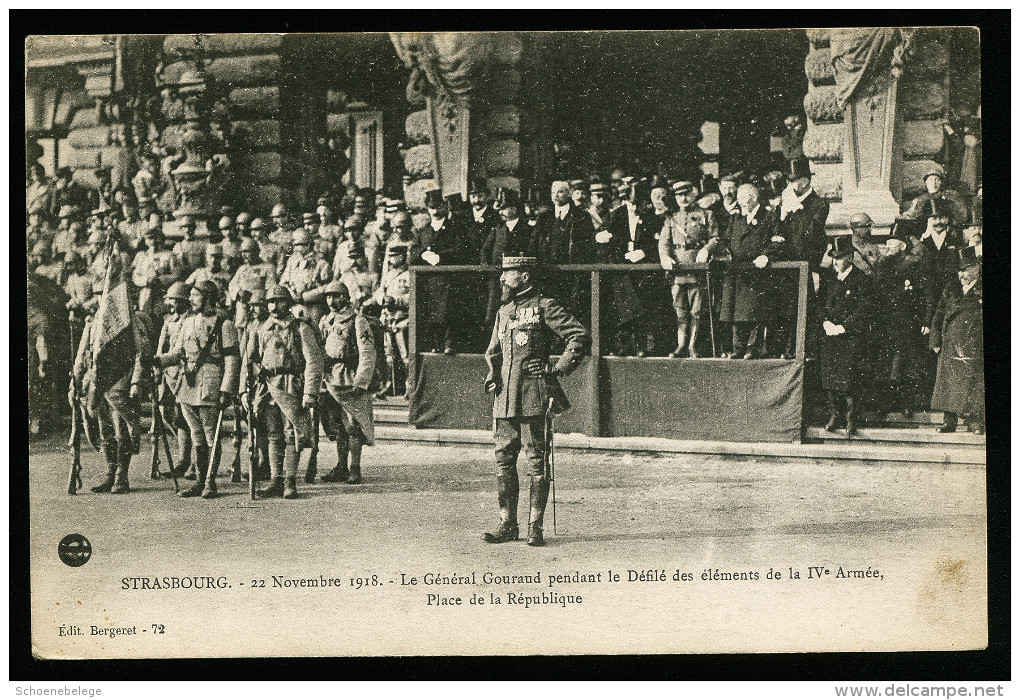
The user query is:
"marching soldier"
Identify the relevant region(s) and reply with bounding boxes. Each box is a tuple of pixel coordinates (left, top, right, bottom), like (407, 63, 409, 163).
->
(156, 280, 240, 498)
(658, 179, 718, 358)
(483, 255, 591, 547)
(71, 280, 148, 494)
(131, 224, 183, 315)
(280, 229, 333, 324)
(239, 285, 324, 499)
(155, 281, 195, 478)
(318, 281, 377, 484)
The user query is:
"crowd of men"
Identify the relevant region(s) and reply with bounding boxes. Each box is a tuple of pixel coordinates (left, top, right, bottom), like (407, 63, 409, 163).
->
(27, 148, 985, 487)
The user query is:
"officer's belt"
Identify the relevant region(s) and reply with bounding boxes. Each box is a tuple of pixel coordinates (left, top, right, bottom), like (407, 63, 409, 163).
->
(260, 366, 300, 378)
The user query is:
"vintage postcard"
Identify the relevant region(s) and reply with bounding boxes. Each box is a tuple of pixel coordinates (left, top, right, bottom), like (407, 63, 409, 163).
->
(24, 27, 986, 659)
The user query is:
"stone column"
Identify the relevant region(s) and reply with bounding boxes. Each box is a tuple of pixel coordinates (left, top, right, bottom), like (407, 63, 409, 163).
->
(802, 28, 951, 233)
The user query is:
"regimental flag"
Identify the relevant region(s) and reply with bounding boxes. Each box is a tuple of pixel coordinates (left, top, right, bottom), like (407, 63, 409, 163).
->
(88, 234, 139, 402)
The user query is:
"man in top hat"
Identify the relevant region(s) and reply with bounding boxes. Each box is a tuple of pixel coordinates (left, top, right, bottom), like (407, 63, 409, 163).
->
(483, 254, 590, 547)
(239, 285, 323, 499)
(775, 156, 830, 357)
(903, 163, 969, 226)
(468, 177, 499, 260)
(131, 224, 184, 315)
(873, 219, 931, 416)
(172, 215, 207, 274)
(658, 178, 719, 358)
(228, 237, 277, 330)
(414, 189, 467, 354)
(280, 229, 334, 324)
(480, 188, 540, 326)
(186, 243, 232, 306)
(917, 197, 966, 335)
(373, 242, 413, 399)
(157, 280, 240, 497)
(818, 234, 877, 436)
(317, 280, 378, 484)
(929, 247, 983, 434)
(155, 281, 196, 478)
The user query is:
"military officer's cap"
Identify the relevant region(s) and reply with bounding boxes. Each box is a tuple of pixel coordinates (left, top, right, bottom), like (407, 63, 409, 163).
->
(568, 179, 589, 192)
(390, 212, 412, 229)
(57, 205, 78, 219)
(468, 177, 489, 195)
(924, 164, 946, 180)
(249, 217, 266, 231)
(218, 216, 234, 231)
(501, 254, 538, 270)
(195, 280, 221, 302)
(849, 212, 874, 229)
(589, 181, 611, 195)
(271, 203, 289, 217)
(206, 243, 224, 255)
(166, 281, 191, 300)
(292, 230, 312, 245)
(316, 204, 331, 218)
(177, 215, 196, 228)
(236, 211, 252, 225)
(344, 215, 366, 231)
(316, 196, 332, 207)
(830, 235, 854, 259)
(302, 211, 317, 222)
(671, 179, 695, 193)
(265, 285, 292, 303)
(424, 189, 445, 209)
(384, 198, 402, 213)
(87, 230, 105, 245)
(323, 280, 350, 297)
(248, 288, 267, 306)
(957, 246, 980, 270)
(239, 237, 258, 252)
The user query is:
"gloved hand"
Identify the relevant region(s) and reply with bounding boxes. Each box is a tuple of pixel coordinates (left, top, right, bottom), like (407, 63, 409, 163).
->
(129, 383, 140, 400)
(660, 257, 675, 271)
(302, 393, 317, 409)
(484, 374, 501, 394)
(695, 248, 710, 264)
(753, 255, 769, 269)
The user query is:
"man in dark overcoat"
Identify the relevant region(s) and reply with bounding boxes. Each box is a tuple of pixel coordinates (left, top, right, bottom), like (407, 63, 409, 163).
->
(819, 235, 877, 436)
(414, 189, 468, 354)
(929, 247, 983, 434)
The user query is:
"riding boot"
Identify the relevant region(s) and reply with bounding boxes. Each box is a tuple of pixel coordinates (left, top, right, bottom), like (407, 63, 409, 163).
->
(483, 473, 520, 543)
(111, 440, 131, 494)
(282, 445, 299, 498)
(91, 442, 118, 493)
(181, 445, 208, 497)
(179, 428, 196, 480)
(825, 392, 841, 432)
(845, 396, 858, 437)
(345, 438, 363, 484)
(320, 445, 349, 482)
(687, 318, 700, 359)
(258, 442, 286, 497)
(669, 323, 689, 358)
(527, 475, 551, 546)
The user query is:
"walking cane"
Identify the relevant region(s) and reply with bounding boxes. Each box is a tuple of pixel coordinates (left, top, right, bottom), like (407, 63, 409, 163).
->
(545, 397, 557, 535)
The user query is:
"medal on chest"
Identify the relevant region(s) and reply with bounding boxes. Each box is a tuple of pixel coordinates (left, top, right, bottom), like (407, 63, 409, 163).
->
(514, 330, 529, 346)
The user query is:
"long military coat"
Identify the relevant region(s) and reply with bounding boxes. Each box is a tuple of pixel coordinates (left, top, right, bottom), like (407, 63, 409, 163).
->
(485, 287, 590, 419)
(929, 279, 983, 415)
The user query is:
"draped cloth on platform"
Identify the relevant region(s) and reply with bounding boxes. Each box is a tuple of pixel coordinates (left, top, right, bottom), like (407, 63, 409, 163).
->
(830, 28, 911, 109)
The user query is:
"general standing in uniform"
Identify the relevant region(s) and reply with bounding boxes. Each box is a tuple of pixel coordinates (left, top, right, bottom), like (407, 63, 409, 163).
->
(239, 286, 324, 499)
(483, 255, 590, 547)
(156, 280, 240, 498)
(318, 281, 377, 485)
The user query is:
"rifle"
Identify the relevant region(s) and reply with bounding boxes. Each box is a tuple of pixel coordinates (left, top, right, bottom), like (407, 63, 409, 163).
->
(245, 388, 259, 500)
(544, 397, 557, 535)
(305, 405, 319, 483)
(150, 368, 179, 493)
(230, 396, 244, 483)
(67, 313, 84, 495)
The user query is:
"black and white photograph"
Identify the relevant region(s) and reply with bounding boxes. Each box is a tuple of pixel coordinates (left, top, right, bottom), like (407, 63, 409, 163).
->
(20, 23, 996, 666)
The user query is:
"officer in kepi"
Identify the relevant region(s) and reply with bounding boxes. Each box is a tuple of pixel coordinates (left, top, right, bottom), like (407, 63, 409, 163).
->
(483, 254, 591, 546)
